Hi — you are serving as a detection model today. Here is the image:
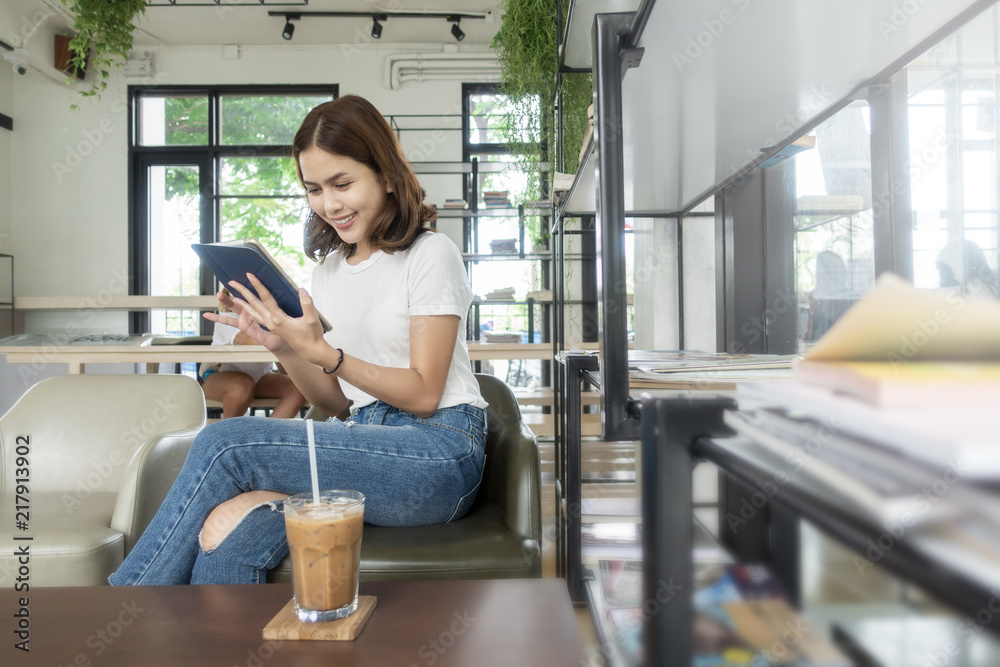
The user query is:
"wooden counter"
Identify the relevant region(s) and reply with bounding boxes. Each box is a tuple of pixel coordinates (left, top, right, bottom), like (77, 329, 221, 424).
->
(0, 342, 596, 374)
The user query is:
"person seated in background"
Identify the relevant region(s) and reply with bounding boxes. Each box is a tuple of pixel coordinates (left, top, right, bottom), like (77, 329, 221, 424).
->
(936, 238, 999, 300)
(199, 289, 306, 419)
(803, 250, 853, 342)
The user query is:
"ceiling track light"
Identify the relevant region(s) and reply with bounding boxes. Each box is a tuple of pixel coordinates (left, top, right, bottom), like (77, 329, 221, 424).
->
(371, 15, 385, 40)
(268, 11, 488, 43)
(281, 14, 300, 40)
(449, 17, 465, 42)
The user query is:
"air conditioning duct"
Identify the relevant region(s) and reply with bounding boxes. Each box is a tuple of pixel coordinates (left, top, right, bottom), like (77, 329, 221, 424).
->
(385, 52, 498, 89)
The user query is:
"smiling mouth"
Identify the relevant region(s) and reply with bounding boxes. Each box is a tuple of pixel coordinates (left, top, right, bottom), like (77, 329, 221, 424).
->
(331, 213, 356, 227)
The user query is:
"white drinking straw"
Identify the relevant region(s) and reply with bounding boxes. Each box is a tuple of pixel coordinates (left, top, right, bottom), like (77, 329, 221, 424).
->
(306, 419, 320, 505)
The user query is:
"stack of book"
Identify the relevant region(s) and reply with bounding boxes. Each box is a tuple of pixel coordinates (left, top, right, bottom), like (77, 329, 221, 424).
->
(552, 172, 575, 192)
(525, 289, 553, 301)
(489, 238, 518, 255)
(483, 331, 522, 343)
(741, 273, 1000, 480)
(442, 198, 467, 209)
(522, 198, 552, 210)
(482, 190, 511, 208)
(596, 560, 851, 667)
(484, 287, 516, 301)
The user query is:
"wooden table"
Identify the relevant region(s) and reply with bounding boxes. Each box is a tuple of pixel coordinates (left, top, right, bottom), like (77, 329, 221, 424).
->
(0, 342, 575, 374)
(0, 579, 586, 666)
(0, 344, 275, 374)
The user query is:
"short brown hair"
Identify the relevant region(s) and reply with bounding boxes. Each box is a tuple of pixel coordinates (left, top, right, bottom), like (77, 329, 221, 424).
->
(293, 95, 436, 261)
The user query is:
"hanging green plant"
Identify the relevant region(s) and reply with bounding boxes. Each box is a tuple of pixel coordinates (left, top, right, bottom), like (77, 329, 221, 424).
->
(61, 0, 146, 108)
(559, 69, 592, 174)
(492, 0, 593, 244)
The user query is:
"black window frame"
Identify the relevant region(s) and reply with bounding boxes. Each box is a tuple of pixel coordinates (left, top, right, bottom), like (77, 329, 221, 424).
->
(127, 84, 338, 333)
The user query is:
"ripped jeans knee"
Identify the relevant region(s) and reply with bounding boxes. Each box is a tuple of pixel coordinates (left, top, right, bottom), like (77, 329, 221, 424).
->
(199, 491, 290, 553)
(190, 492, 291, 585)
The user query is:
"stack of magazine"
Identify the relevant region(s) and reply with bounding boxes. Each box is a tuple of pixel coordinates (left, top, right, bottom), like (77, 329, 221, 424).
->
(596, 560, 852, 666)
(627, 351, 798, 390)
(734, 273, 1000, 516)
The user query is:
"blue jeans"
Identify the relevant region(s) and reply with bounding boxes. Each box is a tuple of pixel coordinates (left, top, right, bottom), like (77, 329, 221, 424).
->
(109, 402, 487, 586)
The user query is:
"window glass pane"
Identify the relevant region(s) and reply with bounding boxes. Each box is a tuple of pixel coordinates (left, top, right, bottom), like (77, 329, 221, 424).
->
(468, 92, 540, 144)
(793, 100, 876, 351)
(219, 196, 312, 290)
(391, 114, 464, 164)
(465, 88, 553, 387)
(218, 155, 311, 287)
(220, 156, 302, 196)
(468, 258, 541, 316)
(906, 8, 1000, 299)
(220, 94, 332, 145)
(149, 165, 200, 298)
(908, 106, 949, 213)
(477, 154, 540, 206)
(148, 164, 202, 335)
(964, 151, 996, 210)
(139, 95, 209, 146)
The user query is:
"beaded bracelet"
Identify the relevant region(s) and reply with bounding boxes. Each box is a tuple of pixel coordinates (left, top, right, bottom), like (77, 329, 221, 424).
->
(322, 348, 345, 374)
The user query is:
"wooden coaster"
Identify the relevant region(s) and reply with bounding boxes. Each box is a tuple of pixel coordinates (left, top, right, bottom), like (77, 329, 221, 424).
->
(262, 596, 377, 641)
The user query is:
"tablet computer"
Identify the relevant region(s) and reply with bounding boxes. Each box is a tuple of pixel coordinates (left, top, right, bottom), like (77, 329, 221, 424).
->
(192, 239, 332, 332)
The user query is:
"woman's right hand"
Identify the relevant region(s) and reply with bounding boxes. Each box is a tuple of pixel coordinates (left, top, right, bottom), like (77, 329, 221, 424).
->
(204, 289, 290, 354)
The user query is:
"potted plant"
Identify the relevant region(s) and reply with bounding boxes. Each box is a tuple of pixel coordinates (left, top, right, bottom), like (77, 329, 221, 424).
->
(61, 0, 146, 106)
(492, 0, 592, 246)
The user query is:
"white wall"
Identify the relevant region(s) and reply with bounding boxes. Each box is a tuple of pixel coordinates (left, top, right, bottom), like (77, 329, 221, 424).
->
(632, 217, 679, 350)
(0, 19, 13, 341)
(0, 0, 13, 267)
(0, 58, 11, 259)
(7, 38, 491, 335)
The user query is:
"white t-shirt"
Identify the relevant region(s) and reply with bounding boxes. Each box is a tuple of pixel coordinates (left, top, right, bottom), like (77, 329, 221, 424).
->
(310, 231, 487, 411)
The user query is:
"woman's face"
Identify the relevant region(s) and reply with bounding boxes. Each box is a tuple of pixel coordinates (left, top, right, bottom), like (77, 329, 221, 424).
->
(298, 146, 391, 259)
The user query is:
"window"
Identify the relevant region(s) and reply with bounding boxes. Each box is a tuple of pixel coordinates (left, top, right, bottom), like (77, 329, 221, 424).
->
(130, 86, 337, 335)
(792, 101, 877, 350)
(906, 7, 1000, 300)
(463, 85, 548, 342)
(463, 84, 550, 387)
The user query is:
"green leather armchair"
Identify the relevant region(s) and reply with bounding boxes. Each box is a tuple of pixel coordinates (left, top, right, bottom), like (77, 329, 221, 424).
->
(0, 374, 206, 587)
(267, 373, 543, 582)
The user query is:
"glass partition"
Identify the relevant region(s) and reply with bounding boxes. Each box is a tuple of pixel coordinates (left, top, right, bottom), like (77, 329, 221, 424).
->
(907, 7, 1000, 300)
(793, 101, 876, 351)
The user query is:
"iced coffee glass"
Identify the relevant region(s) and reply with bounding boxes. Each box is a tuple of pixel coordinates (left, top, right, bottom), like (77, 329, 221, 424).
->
(283, 490, 365, 622)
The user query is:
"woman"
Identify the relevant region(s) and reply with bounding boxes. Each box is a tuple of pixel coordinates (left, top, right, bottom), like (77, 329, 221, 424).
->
(110, 95, 487, 585)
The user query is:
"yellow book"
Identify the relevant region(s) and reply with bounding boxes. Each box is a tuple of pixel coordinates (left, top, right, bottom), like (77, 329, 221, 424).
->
(791, 360, 1000, 408)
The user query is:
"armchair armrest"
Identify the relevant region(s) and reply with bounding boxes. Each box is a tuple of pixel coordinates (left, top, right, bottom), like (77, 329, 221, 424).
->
(502, 421, 542, 545)
(111, 428, 201, 555)
(482, 413, 542, 554)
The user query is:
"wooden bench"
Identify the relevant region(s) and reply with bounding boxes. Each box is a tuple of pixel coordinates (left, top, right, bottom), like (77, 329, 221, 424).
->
(522, 412, 602, 437)
(205, 388, 594, 418)
(204, 397, 312, 420)
(511, 387, 601, 407)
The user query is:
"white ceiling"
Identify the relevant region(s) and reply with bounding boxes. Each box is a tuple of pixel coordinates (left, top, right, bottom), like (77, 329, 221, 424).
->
(6, 0, 503, 50)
